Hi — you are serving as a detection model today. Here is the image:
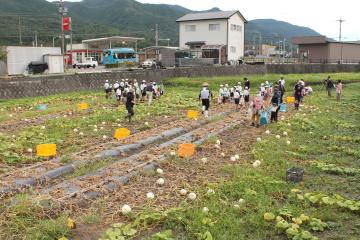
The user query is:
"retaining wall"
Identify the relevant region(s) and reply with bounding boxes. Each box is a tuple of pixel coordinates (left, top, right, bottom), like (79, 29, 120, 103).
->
(0, 64, 359, 99)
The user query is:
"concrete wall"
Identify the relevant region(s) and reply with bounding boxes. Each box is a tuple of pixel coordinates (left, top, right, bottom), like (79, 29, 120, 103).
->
(1, 64, 360, 99)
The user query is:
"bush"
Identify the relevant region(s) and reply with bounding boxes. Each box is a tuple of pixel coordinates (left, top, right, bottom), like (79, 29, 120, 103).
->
(0, 46, 6, 61)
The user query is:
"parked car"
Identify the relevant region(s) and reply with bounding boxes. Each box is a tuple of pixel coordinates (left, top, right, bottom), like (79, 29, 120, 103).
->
(73, 57, 98, 69)
(141, 59, 156, 69)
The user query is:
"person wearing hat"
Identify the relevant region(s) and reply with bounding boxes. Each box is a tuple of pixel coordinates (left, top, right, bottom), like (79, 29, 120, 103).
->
(243, 86, 250, 112)
(251, 94, 264, 127)
(125, 87, 135, 123)
(113, 80, 120, 94)
(218, 84, 225, 104)
(270, 84, 281, 122)
(104, 80, 112, 99)
(140, 80, 147, 102)
(199, 83, 213, 118)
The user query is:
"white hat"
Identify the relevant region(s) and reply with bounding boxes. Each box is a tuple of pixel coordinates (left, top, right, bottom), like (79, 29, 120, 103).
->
(105, 80, 109, 82)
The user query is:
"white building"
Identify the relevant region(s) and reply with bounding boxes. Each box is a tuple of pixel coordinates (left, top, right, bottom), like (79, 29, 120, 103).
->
(176, 10, 247, 64)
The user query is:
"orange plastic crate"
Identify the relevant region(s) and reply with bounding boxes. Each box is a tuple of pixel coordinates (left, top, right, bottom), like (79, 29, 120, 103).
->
(78, 103, 89, 111)
(286, 97, 295, 104)
(114, 128, 131, 140)
(36, 144, 57, 157)
(187, 110, 199, 119)
(178, 143, 196, 158)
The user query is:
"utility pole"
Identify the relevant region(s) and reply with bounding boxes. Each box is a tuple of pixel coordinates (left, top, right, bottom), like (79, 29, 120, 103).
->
(59, 0, 65, 54)
(35, 31, 38, 47)
(18, 16, 22, 45)
(155, 24, 159, 47)
(337, 17, 345, 63)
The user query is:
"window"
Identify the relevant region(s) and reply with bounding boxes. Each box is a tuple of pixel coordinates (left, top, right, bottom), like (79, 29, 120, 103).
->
(185, 25, 196, 32)
(231, 24, 242, 32)
(230, 46, 237, 53)
(209, 24, 220, 31)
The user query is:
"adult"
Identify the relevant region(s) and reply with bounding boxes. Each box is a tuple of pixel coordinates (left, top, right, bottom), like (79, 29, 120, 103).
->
(336, 80, 343, 102)
(146, 82, 154, 105)
(325, 76, 335, 97)
(270, 85, 281, 122)
(199, 82, 213, 118)
(293, 80, 304, 110)
(244, 77, 250, 90)
(125, 88, 135, 123)
(278, 77, 286, 103)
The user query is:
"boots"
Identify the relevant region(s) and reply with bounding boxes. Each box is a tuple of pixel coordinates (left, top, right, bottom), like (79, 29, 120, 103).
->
(204, 110, 209, 118)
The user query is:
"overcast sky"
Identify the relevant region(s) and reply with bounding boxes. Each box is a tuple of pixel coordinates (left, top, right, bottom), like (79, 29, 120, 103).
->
(61, 0, 360, 40)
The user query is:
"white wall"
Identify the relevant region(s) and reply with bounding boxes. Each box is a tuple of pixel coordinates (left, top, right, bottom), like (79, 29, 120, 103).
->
(227, 13, 245, 61)
(179, 19, 227, 48)
(7, 46, 61, 75)
(43, 55, 64, 74)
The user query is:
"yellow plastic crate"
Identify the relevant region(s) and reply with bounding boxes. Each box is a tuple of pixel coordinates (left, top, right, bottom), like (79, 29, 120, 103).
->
(286, 97, 295, 104)
(114, 128, 131, 140)
(178, 143, 196, 158)
(36, 144, 57, 157)
(187, 110, 199, 119)
(78, 103, 89, 111)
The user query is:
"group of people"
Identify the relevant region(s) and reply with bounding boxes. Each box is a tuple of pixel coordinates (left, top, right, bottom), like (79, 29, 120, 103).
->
(199, 76, 317, 128)
(324, 76, 343, 102)
(104, 79, 164, 122)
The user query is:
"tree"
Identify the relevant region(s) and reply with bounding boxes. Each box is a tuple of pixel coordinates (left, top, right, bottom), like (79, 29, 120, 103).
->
(0, 47, 6, 61)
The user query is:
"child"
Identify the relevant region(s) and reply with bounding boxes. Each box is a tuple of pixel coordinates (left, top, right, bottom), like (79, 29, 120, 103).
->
(251, 94, 263, 128)
(104, 80, 112, 99)
(218, 85, 225, 104)
(116, 87, 122, 105)
(233, 89, 241, 110)
(125, 88, 135, 123)
(243, 87, 250, 111)
(336, 80, 343, 102)
(270, 85, 281, 122)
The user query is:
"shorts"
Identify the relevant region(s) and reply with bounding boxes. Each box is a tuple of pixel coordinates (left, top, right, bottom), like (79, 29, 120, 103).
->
(105, 89, 111, 94)
(234, 98, 240, 105)
(142, 91, 146, 97)
(244, 96, 250, 102)
(294, 94, 302, 102)
(201, 99, 210, 110)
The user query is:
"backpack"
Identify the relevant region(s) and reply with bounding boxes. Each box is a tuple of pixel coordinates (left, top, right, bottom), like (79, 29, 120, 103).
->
(254, 98, 263, 110)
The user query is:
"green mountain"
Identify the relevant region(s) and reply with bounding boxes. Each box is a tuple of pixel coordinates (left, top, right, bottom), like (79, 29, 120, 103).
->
(0, 0, 321, 48)
(246, 19, 320, 45)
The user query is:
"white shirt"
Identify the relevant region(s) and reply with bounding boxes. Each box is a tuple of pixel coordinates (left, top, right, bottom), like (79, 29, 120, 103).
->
(234, 91, 240, 99)
(116, 88, 122, 96)
(104, 83, 110, 89)
(243, 89, 249, 96)
(113, 83, 120, 89)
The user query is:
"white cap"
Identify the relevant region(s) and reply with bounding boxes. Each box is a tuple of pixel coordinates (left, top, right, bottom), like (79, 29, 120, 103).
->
(105, 80, 109, 82)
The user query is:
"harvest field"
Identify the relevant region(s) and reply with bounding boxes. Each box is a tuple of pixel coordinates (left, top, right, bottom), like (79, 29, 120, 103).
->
(0, 72, 360, 240)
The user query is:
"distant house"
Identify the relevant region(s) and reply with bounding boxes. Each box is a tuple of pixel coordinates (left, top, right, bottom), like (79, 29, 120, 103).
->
(293, 36, 360, 63)
(176, 10, 247, 64)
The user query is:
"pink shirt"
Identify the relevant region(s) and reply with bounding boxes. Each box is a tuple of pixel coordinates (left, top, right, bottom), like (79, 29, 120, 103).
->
(336, 83, 343, 93)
